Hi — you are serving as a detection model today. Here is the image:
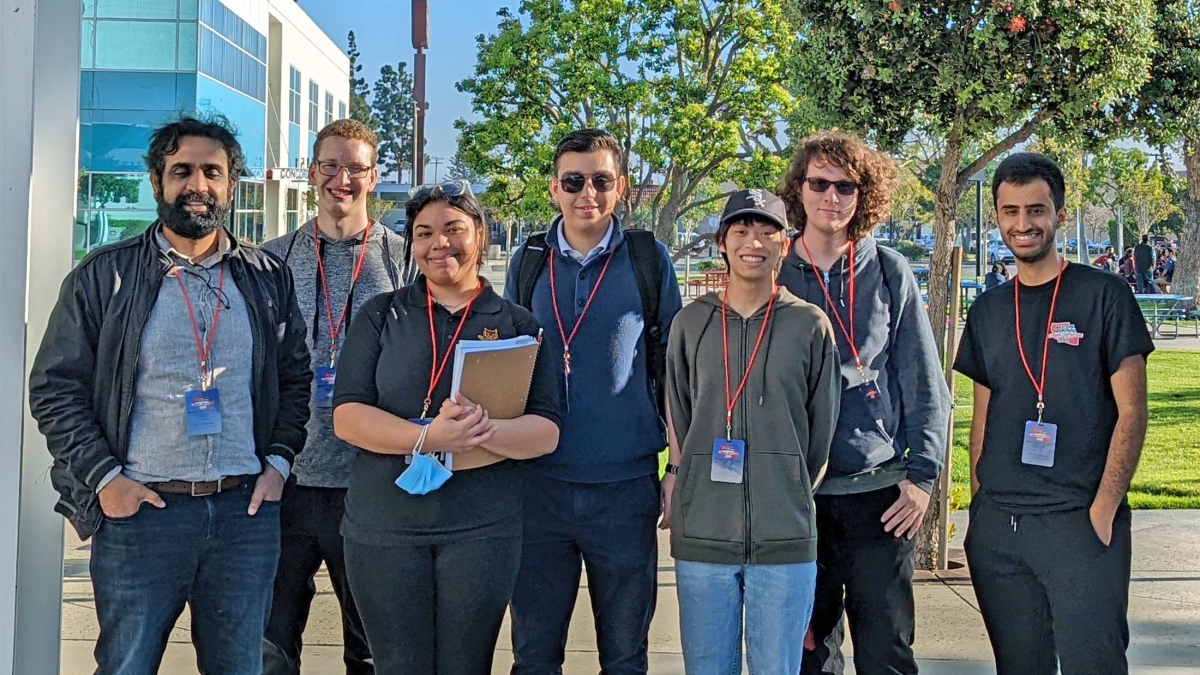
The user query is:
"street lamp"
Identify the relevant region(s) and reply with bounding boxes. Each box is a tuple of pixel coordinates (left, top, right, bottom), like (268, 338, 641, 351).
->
(970, 171, 986, 279)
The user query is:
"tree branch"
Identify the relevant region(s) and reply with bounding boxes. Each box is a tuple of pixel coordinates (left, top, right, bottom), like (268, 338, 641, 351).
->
(957, 109, 1055, 188)
(678, 190, 735, 218)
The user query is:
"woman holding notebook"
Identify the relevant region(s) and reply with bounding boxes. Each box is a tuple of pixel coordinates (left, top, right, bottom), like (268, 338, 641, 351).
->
(332, 180, 563, 675)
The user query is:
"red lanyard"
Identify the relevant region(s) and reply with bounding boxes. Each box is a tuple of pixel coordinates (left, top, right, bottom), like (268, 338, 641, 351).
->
(721, 287, 777, 439)
(422, 281, 481, 418)
(174, 263, 226, 390)
(548, 248, 615, 378)
(314, 223, 373, 366)
(801, 237, 862, 372)
(1014, 260, 1066, 423)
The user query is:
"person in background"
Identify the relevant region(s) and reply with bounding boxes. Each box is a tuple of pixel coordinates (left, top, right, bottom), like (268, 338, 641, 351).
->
(1155, 249, 1175, 293)
(1133, 234, 1157, 294)
(1120, 248, 1137, 286)
(985, 263, 1010, 290)
(662, 189, 839, 673)
(332, 182, 562, 674)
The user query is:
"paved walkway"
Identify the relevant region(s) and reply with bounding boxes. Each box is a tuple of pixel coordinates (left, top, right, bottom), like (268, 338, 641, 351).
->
(59, 511, 1200, 674)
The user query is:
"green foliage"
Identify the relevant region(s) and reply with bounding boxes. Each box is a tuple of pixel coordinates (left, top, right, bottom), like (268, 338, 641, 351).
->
(447, 147, 486, 184)
(1082, 145, 1182, 233)
(367, 195, 397, 223)
(455, 0, 797, 242)
(88, 174, 141, 208)
(892, 240, 926, 261)
(346, 31, 380, 130)
(372, 62, 415, 179)
(696, 259, 726, 272)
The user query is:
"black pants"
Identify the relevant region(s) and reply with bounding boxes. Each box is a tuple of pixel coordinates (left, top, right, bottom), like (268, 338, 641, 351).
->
(509, 473, 660, 675)
(965, 497, 1132, 675)
(801, 485, 918, 675)
(344, 533, 522, 675)
(264, 485, 373, 675)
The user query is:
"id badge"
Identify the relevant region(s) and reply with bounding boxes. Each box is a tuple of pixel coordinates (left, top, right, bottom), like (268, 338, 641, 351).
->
(1021, 421, 1057, 467)
(859, 380, 886, 422)
(315, 366, 336, 408)
(711, 438, 746, 484)
(404, 418, 453, 471)
(185, 389, 222, 437)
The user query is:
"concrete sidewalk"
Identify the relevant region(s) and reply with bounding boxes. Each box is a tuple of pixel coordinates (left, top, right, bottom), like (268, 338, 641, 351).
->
(59, 511, 1200, 674)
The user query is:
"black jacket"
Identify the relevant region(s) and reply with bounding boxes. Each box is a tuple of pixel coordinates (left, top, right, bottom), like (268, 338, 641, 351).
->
(28, 226, 313, 540)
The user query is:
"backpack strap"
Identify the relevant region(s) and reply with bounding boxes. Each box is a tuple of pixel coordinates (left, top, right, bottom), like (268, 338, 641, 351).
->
(624, 229, 666, 414)
(515, 232, 551, 310)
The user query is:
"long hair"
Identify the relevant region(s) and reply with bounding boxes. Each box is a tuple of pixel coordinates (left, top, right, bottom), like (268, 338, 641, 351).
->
(779, 131, 898, 241)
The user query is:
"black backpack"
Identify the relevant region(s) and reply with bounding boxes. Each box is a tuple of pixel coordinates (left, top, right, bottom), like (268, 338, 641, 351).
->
(515, 229, 667, 416)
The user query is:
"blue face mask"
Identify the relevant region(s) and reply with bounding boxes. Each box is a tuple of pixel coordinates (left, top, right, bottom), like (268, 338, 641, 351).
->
(396, 451, 452, 495)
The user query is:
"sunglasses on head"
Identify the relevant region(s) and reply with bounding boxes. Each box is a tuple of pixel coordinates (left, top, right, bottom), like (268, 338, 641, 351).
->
(408, 179, 473, 201)
(804, 177, 859, 196)
(557, 173, 617, 194)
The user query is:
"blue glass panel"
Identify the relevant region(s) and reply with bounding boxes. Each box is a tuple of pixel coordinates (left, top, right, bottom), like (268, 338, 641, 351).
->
(84, 0, 96, 17)
(200, 26, 213, 76)
(79, 116, 94, 170)
(95, 20, 176, 70)
(82, 21, 95, 69)
(96, 0, 175, 20)
(78, 209, 157, 256)
(90, 72, 181, 110)
(199, 0, 211, 24)
(196, 75, 267, 171)
(178, 22, 197, 72)
(288, 123, 300, 168)
(85, 172, 157, 210)
(176, 73, 197, 111)
(79, 72, 95, 109)
(180, 0, 197, 20)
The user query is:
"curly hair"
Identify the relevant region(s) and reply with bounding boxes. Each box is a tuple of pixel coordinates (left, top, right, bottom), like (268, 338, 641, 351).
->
(313, 119, 379, 164)
(779, 131, 899, 241)
(145, 116, 246, 187)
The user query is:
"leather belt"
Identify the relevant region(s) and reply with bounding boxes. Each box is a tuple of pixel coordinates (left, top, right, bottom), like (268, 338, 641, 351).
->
(146, 475, 246, 497)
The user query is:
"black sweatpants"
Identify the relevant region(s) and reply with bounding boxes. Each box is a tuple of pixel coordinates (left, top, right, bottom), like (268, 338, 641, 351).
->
(264, 485, 373, 675)
(801, 485, 918, 675)
(344, 532, 522, 675)
(965, 497, 1133, 675)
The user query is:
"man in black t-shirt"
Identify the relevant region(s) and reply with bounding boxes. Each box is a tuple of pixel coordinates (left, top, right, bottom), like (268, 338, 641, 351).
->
(1133, 234, 1156, 294)
(954, 153, 1153, 675)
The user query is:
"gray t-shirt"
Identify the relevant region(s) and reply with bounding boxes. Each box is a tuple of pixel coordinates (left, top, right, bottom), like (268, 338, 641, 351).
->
(261, 219, 406, 487)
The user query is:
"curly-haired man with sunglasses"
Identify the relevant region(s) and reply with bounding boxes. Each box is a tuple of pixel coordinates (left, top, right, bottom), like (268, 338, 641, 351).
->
(260, 119, 406, 675)
(777, 131, 951, 675)
(505, 129, 682, 675)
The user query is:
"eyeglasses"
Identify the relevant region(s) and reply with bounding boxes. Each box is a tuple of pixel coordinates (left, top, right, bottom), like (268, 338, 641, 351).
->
(557, 173, 617, 194)
(804, 177, 859, 196)
(315, 161, 372, 179)
(408, 179, 473, 200)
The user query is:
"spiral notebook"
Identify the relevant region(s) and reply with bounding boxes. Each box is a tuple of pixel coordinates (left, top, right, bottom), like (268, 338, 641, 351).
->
(449, 334, 541, 470)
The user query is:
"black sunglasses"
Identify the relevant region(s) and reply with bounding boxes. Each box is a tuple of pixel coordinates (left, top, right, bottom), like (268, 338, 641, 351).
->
(804, 177, 859, 196)
(408, 179, 473, 201)
(557, 173, 617, 194)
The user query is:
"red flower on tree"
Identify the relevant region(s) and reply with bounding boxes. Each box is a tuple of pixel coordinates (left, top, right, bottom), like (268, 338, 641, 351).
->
(1009, 15, 1027, 32)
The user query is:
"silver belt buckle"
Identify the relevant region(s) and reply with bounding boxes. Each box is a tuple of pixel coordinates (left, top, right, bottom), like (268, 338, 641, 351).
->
(190, 479, 222, 497)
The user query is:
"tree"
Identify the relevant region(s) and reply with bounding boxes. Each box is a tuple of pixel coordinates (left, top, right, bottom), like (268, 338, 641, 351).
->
(1083, 146, 1181, 237)
(786, 1, 1158, 570)
(367, 195, 397, 224)
(455, 0, 797, 244)
(372, 62, 415, 180)
(346, 31, 379, 130)
(447, 147, 486, 184)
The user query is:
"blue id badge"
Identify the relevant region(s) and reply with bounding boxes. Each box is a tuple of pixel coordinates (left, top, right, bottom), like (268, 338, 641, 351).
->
(404, 418, 453, 470)
(1021, 421, 1057, 467)
(185, 389, 222, 437)
(711, 438, 746, 484)
(315, 366, 336, 408)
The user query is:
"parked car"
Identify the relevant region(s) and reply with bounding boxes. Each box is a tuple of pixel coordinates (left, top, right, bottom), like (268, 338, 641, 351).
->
(988, 241, 1015, 264)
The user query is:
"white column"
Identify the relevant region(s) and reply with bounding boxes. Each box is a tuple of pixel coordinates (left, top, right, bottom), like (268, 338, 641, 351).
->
(0, 0, 81, 673)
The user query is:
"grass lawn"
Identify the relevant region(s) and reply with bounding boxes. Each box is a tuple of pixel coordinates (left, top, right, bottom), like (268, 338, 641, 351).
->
(949, 349, 1200, 510)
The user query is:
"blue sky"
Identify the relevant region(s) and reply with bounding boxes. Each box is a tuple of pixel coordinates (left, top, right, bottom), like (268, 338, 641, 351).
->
(299, 0, 504, 174)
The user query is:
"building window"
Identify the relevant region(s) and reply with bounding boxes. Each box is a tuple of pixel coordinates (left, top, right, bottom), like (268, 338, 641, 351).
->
(289, 67, 301, 125)
(286, 187, 301, 233)
(178, 22, 197, 71)
(94, 20, 177, 70)
(81, 20, 96, 68)
(338, 100, 346, 120)
(96, 0, 176, 20)
(197, 25, 265, 102)
(233, 181, 265, 244)
(308, 80, 319, 135)
(324, 92, 334, 127)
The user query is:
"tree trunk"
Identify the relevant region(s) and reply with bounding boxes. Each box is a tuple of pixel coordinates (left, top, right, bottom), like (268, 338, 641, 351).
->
(1171, 137, 1200, 308)
(911, 138, 964, 571)
(653, 171, 689, 244)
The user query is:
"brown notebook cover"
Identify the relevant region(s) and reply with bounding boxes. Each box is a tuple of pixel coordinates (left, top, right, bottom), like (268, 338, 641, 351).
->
(452, 342, 540, 471)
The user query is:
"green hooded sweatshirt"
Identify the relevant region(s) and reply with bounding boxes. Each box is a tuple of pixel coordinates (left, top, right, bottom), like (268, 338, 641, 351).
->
(666, 287, 840, 565)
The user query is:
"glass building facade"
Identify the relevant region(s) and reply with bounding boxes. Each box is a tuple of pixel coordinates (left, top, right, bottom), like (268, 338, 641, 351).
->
(76, 0, 345, 259)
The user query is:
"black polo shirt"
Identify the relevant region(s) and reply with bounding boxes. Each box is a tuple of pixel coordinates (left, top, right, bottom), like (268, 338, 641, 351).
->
(954, 263, 1154, 513)
(333, 277, 563, 545)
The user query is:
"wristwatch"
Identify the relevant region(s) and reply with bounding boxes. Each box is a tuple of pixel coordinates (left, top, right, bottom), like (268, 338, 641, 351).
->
(664, 463, 679, 475)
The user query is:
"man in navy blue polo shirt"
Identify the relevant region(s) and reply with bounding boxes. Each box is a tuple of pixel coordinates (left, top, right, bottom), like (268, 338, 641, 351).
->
(506, 128, 682, 675)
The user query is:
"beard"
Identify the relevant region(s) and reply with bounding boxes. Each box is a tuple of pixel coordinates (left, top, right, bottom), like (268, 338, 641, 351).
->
(1009, 233, 1057, 264)
(158, 191, 231, 240)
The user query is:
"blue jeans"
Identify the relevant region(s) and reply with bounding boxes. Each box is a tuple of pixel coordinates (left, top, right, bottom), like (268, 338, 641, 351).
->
(676, 560, 818, 675)
(89, 481, 281, 675)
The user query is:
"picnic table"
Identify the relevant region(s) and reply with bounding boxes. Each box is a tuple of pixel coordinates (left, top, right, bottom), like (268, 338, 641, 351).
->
(1134, 294, 1196, 338)
(961, 279, 984, 313)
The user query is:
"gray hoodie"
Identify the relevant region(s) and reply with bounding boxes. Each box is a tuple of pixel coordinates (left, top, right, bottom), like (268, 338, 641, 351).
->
(261, 219, 406, 487)
(777, 236, 950, 495)
(666, 288, 840, 565)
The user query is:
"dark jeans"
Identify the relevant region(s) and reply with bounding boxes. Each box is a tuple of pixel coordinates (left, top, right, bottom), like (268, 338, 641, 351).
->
(90, 480, 281, 675)
(264, 485, 372, 675)
(965, 497, 1132, 675)
(801, 485, 918, 675)
(1136, 270, 1155, 294)
(344, 533, 522, 675)
(509, 473, 660, 675)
